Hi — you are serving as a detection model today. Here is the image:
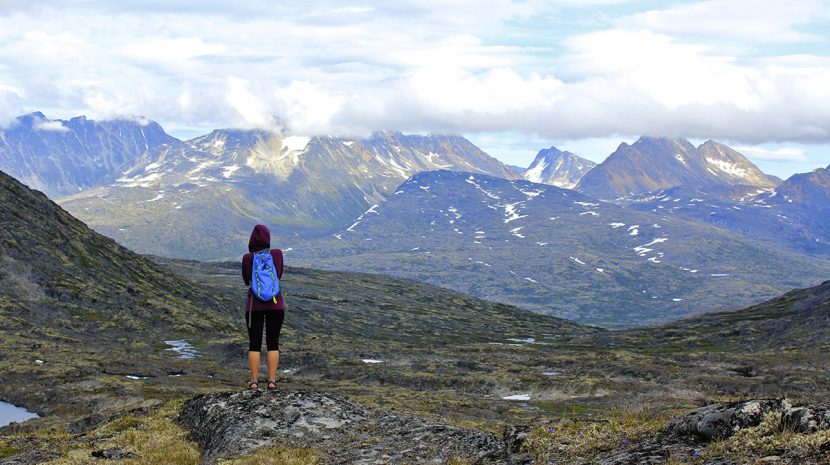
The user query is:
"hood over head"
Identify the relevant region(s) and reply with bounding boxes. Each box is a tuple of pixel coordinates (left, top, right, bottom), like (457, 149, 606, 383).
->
(248, 224, 270, 252)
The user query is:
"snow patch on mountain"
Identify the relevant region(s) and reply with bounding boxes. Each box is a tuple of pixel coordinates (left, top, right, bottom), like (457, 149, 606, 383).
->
(705, 157, 749, 178)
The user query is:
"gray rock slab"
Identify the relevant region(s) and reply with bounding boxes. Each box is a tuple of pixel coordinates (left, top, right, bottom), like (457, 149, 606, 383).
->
(669, 399, 786, 440)
(179, 389, 508, 465)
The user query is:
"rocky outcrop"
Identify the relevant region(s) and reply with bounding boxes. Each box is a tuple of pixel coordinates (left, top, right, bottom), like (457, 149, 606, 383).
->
(179, 389, 510, 465)
(670, 398, 830, 441)
(781, 404, 830, 434)
(669, 399, 787, 440)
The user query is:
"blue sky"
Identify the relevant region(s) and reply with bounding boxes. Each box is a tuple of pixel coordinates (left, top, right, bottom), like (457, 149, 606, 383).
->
(0, 0, 828, 178)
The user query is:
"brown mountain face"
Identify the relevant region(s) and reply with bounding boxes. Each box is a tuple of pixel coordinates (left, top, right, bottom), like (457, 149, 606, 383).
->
(576, 137, 777, 199)
(773, 165, 830, 208)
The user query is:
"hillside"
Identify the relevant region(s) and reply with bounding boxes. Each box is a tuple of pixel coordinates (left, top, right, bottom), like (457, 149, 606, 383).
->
(295, 170, 830, 327)
(56, 127, 518, 259)
(609, 279, 830, 352)
(576, 137, 777, 199)
(0, 168, 238, 426)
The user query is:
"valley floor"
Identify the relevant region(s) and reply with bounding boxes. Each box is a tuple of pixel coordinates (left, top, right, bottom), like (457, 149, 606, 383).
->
(2, 259, 829, 464)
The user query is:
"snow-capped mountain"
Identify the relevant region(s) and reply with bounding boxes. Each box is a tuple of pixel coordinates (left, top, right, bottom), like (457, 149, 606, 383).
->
(576, 137, 778, 199)
(57, 126, 518, 259)
(521, 147, 595, 188)
(0, 112, 177, 197)
(296, 170, 830, 327)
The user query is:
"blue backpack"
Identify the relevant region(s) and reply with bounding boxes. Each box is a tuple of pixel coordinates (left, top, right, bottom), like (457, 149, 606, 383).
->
(251, 250, 280, 303)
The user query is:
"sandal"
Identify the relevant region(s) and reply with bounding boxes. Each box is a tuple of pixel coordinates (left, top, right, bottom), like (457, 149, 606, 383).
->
(248, 380, 259, 390)
(267, 380, 277, 390)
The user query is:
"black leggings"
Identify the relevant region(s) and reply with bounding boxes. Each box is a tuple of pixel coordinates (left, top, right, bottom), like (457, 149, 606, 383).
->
(246, 311, 284, 352)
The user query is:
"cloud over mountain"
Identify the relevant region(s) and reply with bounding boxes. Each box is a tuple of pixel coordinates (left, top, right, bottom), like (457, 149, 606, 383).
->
(0, 0, 828, 149)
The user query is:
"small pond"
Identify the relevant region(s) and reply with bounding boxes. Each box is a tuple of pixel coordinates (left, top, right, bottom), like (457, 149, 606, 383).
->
(0, 401, 38, 427)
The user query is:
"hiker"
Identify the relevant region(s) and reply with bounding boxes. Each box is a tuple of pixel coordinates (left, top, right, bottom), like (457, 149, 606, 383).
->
(242, 224, 285, 390)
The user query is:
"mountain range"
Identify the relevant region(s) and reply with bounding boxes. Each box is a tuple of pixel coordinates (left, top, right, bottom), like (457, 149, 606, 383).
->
(39, 118, 517, 258)
(0, 112, 177, 197)
(295, 170, 830, 326)
(1, 112, 828, 326)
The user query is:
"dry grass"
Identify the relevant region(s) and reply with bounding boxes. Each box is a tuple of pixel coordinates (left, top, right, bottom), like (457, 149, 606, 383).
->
(27, 400, 322, 465)
(216, 447, 320, 465)
(523, 410, 669, 462)
(702, 412, 830, 462)
(41, 401, 199, 465)
(0, 439, 19, 458)
(115, 402, 201, 465)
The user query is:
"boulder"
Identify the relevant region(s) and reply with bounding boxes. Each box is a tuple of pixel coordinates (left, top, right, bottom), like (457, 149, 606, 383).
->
(179, 389, 508, 465)
(669, 399, 787, 440)
(781, 405, 830, 434)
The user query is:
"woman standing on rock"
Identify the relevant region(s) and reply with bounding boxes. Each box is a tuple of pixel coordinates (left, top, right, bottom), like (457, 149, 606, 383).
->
(242, 224, 285, 390)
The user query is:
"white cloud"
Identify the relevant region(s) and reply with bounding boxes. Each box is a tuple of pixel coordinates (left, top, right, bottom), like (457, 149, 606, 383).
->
(0, 0, 827, 149)
(619, 0, 825, 43)
(0, 0, 55, 14)
(226, 77, 272, 128)
(733, 146, 808, 162)
(122, 37, 227, 67)
(273, 81, 345, 134)
(0, 83, 24, 125)
(33, 119, 69, 132)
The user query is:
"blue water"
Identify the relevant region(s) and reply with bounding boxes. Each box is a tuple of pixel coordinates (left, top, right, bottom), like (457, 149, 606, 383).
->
(164, 340, 199, 359)
(0, 401, 38, 427)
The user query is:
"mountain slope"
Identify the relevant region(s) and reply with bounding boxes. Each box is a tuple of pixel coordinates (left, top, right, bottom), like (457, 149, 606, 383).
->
(58, 129, 518, 259)
(614, 279, 830, 351)
(296, 170, 830, 327)
(617, 163, 830, 257)
(522, 147, 595, 188)
(576, 137, 777, 199)
(773, 164, 830, 208)
(0, 112, 177, 197)
(0, 167, 241, 424)
(0, 168, 232, 333)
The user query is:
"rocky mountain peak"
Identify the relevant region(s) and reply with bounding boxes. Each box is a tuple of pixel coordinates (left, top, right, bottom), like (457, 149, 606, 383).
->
(577, 136, 775, 198)
(633, 136, 697, 153)
(522, 146, 595, 188)
(0, 113, 179, 197)
(696, 140, 777, 187)
(188, 128, 276, 155)
(773, 164, 830, 208)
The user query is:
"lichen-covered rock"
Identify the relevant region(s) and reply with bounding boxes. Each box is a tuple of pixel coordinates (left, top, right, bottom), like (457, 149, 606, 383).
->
(668, 399, 787, 440)
(179, 389, 509, 465)
(781, 405, 830, 434)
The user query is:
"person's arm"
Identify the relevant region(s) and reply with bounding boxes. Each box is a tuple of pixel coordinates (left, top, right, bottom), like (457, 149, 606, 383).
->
(242, 254, 251, 286)
(276, 249, 284, 279)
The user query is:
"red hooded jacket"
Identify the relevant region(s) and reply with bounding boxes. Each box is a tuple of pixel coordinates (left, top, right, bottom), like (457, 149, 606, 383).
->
(242, 224, 285, 311)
